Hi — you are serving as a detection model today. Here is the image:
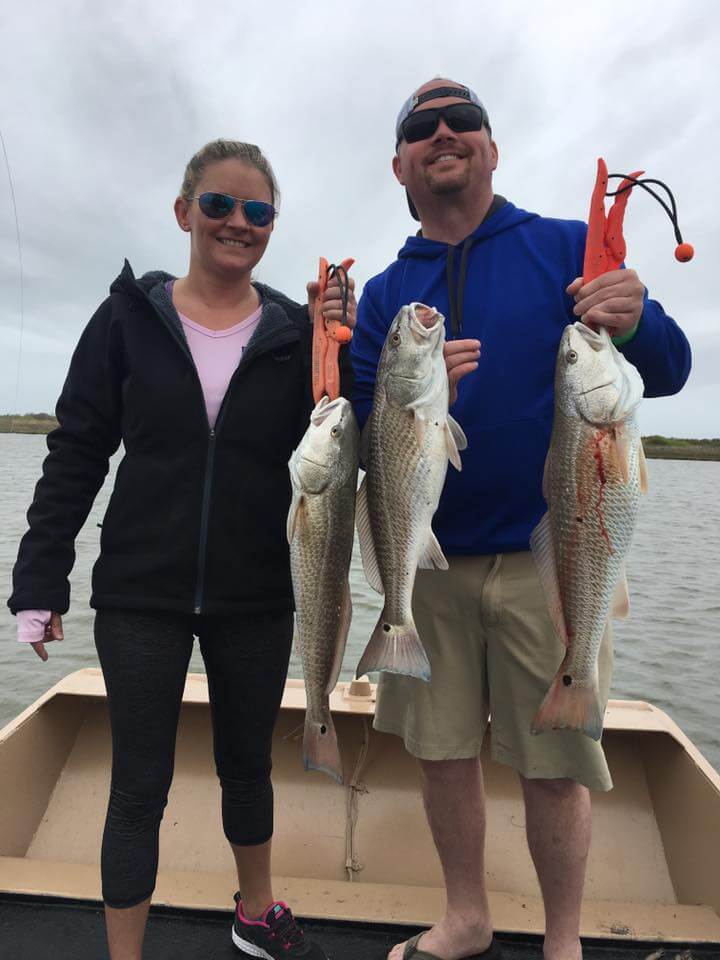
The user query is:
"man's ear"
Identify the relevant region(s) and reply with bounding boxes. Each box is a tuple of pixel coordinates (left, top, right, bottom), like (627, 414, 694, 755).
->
(490, 139, 499, 173)
(392, 152, 406, 186)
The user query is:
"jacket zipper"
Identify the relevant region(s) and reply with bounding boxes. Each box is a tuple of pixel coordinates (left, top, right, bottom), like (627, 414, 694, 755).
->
(145, 290, 300, 615)
(193, 427, 216, 614)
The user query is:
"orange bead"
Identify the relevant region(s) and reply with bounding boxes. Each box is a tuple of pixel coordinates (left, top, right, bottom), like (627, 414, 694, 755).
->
(675, 242, 694, 262)
(334, 326, 353, 344)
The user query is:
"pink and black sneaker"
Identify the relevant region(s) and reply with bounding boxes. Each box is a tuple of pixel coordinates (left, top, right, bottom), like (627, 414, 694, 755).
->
(232, 894, 329, 958)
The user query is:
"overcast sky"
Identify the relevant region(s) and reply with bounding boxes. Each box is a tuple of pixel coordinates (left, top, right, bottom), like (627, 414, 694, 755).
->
(1, 0, 718, 437)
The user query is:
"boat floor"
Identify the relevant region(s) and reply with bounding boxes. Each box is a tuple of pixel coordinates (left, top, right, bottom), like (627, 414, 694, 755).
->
(1, 896, 718, 960)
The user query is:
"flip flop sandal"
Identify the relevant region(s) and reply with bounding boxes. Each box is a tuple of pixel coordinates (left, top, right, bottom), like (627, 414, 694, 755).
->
(401, 932, 504, 960)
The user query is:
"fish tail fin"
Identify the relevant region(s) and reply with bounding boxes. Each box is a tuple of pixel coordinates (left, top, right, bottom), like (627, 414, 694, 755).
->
(356, 614, 431, 681)
(303, 711, 343, 784)
(531, 660, 604, 741)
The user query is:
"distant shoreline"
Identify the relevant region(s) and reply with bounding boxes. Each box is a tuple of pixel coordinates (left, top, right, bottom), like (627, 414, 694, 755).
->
(1, 416, 719, 461)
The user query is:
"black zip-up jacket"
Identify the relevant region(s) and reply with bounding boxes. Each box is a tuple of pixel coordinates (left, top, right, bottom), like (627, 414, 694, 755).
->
(8, 261, 352, 618)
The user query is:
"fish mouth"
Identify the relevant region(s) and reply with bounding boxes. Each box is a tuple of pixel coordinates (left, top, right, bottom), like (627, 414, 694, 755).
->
(580, 381, 615, 396)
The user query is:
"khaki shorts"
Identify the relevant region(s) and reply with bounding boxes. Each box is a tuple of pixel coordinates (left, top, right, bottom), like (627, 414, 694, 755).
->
(373, 552, 613, 792)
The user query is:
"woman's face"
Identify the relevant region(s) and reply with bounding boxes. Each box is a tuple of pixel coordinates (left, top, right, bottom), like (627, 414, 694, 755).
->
(175, 158, 275, 279)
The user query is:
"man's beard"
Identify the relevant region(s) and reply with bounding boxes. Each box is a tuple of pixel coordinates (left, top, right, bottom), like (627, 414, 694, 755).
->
(425, 166, 471, 197)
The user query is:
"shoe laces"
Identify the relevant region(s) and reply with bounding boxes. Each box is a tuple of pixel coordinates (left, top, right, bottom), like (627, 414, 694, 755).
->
(266, 903, 305, 948)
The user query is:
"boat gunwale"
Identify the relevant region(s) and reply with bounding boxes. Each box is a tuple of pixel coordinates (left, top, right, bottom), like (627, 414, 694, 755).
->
(3, 668, 719, 792)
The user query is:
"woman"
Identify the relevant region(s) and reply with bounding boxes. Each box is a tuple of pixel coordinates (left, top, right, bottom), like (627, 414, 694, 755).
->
(8, 139, 354, 960)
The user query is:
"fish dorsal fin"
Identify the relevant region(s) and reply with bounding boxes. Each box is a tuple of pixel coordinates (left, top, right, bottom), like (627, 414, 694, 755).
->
(356, 476, 384, 594)
(445, 415, 467, 471)
(325, 578, 352, 694)
(529, 512, 569, 647)
(639, 439, 649, 494)
(418, 529, 448, 570)
(611, 565, 630, 619)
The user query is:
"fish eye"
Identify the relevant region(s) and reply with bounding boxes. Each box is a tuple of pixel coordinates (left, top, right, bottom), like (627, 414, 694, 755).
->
(330, 426, 340, 438)
(391, 332, 401, 345)
(566, 349, 578, 364)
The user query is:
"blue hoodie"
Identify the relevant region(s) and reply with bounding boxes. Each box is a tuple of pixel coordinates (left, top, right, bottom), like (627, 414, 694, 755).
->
(351, 199, 691, 557)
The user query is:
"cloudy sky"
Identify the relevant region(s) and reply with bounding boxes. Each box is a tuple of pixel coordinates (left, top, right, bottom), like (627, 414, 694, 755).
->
(1, 0, 718, 437)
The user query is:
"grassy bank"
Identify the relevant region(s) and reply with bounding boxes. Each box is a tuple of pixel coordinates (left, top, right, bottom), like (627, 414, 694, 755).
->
(1, 415, 719, 461)
(0, 414, 58, 434)
(641, 436, 720, 461)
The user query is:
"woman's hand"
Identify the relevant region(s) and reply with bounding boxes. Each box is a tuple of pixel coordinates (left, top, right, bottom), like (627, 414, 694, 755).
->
(307, 275, 357, 330)
(18, 611, 64, 662)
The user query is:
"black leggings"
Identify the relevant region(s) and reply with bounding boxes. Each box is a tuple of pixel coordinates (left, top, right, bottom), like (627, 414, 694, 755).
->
(94, 608, 292, 909)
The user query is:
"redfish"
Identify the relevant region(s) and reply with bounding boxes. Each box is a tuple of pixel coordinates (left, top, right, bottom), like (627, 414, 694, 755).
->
(530, 322, 647, 740)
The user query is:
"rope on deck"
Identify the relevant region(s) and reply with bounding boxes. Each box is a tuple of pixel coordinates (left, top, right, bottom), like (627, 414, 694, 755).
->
(345, 716, 370, 881)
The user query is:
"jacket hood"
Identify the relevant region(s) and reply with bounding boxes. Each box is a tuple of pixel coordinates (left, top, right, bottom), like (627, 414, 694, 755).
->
(110, 260, 176, 299)
(397, 199, 537, 260)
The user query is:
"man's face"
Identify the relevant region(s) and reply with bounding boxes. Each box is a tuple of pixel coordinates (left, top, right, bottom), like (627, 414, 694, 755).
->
(393, 87, 498, 211)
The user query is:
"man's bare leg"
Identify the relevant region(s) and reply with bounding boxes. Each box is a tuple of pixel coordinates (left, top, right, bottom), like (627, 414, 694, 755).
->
(231, 839, 274, 919)
(389, 757, 493, 960)
(105, 899, 151, 960)
(521, 776, 590, 960)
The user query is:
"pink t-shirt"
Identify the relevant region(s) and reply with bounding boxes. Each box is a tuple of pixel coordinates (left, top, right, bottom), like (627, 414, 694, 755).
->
(177, 307, 261, 429)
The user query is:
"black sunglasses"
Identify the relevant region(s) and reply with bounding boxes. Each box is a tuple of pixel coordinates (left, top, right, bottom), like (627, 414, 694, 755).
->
(192, 192, 276, 227)
(400, 103, 488, 145)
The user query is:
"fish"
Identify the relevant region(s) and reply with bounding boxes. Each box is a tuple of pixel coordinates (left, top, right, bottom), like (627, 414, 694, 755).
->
(288, 395, 359, 782)
(355, 302, 467, 681)
(530, 321, 648, 740)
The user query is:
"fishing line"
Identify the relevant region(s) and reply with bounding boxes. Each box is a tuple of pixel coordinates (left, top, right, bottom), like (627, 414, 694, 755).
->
(1, 127, 25, 431)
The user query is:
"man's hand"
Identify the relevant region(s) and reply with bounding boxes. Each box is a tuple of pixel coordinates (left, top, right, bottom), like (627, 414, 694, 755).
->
(30, 612, 64, 662)
(566, 269, 645, 337)
(307, 275, 357, 330)
(445, 339, 481, 406)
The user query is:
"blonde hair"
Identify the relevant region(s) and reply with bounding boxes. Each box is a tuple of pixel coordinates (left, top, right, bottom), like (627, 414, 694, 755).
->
(180, 139, 279, 206)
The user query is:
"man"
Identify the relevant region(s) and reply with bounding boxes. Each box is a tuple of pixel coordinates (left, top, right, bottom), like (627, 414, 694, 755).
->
(350, 79, 691, 960)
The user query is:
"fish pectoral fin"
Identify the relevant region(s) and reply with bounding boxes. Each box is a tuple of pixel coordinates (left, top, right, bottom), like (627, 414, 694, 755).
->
(414, 411, 427, 448)
(611, 565, 630, 619)
(529, 512, 569, 647)
(287, 489, 304, 543)
(359, 420, 371, 465)
(447, 414, 468, 450)
(444, 416, 467, 471)
(639, 439, 649, 494)
(612, 427, 631, 484)
(356, 476, 384, 594)
(325, 579, 352, 695)
(418, 530, 448, 570)
(541, 452, 550, 501)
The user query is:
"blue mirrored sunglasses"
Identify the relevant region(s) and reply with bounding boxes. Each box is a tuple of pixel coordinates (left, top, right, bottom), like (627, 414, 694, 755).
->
(192, 192, 276, 227)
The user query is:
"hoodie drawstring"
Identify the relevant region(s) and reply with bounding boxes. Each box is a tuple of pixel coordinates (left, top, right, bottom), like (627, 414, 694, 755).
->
(444, 194, 507, 339)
